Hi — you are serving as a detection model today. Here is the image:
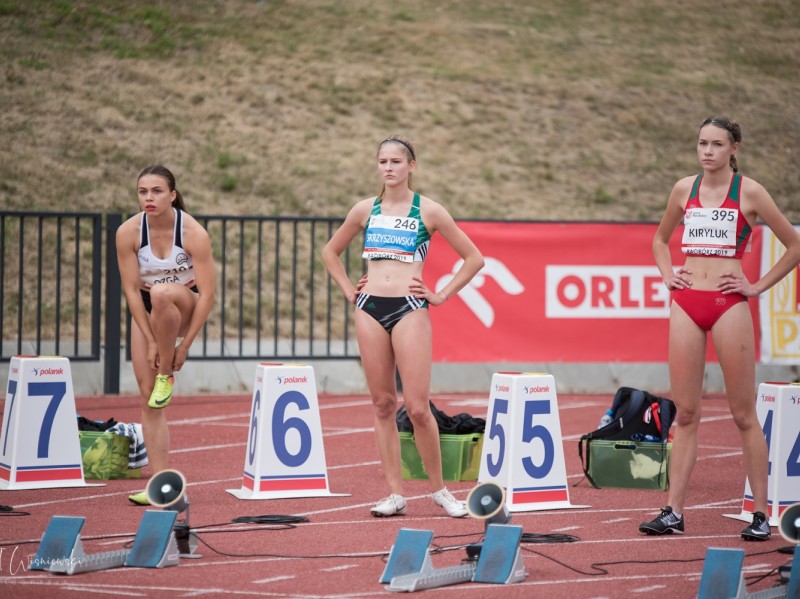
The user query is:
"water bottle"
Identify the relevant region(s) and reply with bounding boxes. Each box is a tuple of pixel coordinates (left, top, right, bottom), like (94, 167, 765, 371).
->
(598, 409, 614, 428)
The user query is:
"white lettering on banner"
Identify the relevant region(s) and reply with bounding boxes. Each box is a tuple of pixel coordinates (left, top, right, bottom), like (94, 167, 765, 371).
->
(435, 257, 524, 327)
(545, 266, 670, 318)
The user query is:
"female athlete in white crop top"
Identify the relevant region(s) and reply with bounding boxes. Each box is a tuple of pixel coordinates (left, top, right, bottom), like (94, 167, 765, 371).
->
(138, 208, 196, 291)
(116, 165, 215, 503)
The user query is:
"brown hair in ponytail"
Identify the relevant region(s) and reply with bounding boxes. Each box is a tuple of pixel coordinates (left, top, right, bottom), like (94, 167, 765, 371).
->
(700, 116, 742, 172)
(137, 165, 186, 211)
(377, 136, 416, 199)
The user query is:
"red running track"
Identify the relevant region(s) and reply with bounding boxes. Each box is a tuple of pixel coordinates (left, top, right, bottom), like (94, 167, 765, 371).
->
(0, 391, 792, 598)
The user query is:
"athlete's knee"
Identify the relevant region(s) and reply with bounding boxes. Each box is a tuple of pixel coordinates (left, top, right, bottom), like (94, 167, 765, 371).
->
(371, 393, 397, 420)
(730, 406, 758, 431)
(673, 405, 700, 428)
(404, 401, 435, 428)
(148, 285, 179, 312)
(135, 377, 153, 401)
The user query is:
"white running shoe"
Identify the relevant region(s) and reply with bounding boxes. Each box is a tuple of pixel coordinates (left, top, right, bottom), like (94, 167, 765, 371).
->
(431, 488, 468, 518)
(370, 494, 407, 517)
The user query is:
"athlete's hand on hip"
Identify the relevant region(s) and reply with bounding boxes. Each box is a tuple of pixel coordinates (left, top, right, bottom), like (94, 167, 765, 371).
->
(410, 275, 445, 306)
(347, 274, 369, 304)
(667, 267, 692, 290)
(718, 272, 757, 297)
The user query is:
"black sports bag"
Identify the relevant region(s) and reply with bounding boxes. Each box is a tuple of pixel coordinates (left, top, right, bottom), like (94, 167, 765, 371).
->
(578, 387, 677, 488)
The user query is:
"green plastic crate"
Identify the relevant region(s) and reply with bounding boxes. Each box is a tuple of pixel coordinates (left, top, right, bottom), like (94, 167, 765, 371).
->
(79, 431, 141, 480)
(399, 432, 483, 482)
(583, 439, 671, 490)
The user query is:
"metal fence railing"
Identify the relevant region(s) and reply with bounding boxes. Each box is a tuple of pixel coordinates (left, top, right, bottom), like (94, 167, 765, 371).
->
(1, 211, 363, 394)
(0, 211, 103, 361)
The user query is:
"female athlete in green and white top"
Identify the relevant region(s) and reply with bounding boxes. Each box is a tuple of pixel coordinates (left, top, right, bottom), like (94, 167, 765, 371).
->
(323, 136, 484, 517)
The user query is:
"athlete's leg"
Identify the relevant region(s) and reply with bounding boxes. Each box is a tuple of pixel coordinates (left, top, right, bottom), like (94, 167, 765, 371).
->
(391, 309, 444, 493)
(711, 302, 767, 514)
(147, 284, 197, 375)
(131, 321, 169, 473)
(665, 300, 708, 514)
(355, 308, 403, 495)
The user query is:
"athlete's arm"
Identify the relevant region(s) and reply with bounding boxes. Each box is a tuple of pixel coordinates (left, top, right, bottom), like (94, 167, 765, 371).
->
(116, 216, 159, 368)
(653, 178, 692, 290)
(417, 200, 484, 306)
(177, 217, 216, 356)
(323, 200, 370, 304)
(728, 178, 800, 296)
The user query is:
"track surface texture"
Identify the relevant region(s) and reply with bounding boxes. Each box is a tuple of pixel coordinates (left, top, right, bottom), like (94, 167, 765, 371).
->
(0, 391, 793, 598)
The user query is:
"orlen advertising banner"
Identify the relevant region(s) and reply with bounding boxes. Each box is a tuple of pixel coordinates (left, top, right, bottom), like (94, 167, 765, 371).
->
(426, 222, 763, 363)
(759, 226, 800, 363)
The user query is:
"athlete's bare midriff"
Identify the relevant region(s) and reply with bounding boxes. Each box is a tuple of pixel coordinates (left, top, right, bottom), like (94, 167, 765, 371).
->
(363, 259, 424, 296)
(682, 255, 744, 291)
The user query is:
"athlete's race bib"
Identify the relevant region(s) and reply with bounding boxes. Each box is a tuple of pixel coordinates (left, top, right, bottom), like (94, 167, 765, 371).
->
(362, 214, 419, 262)
(682, 207, 741, 257)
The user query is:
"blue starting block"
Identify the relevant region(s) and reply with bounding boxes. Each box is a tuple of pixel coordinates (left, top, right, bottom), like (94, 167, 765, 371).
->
(696, 548, 745, 599)
(30, 516, 128, 575)
(472, 524, 526, 584)
(786, 548, 800, 599)
(697, 546, 800, 599)
(380, 529, 434, 584)
(382, 524, 527, 592)
(125, 510, 180, 569)
(382, 528, 477, 592)
(31, 510, 184, 575)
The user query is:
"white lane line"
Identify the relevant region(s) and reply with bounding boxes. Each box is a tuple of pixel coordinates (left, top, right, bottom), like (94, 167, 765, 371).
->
(253, 575, 296, 584)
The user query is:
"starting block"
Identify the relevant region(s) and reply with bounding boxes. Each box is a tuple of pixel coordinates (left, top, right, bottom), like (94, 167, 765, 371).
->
(227, 363, 347, 500)
(382, 524, 526, 592)
(477, 372, 587, 512)
(125, 510, 181, 568)
(785, 548, 800, 599)
(30, 516, 128, 575)
(380, 529, 435, 584)
(696, 548, 745, 599)
(32, 510, 182, 575)
(1, 356, 90, 490)
(696, 546, 800, 599)
(472, 524, 526, 584)
(725, 382, 800, 527)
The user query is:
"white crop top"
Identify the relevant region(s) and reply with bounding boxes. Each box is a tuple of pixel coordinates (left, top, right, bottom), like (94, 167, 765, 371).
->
(137, 208, 196, 290)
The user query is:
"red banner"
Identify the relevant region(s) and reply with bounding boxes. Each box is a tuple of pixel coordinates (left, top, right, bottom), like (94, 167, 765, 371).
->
(426, 222, 762, 362)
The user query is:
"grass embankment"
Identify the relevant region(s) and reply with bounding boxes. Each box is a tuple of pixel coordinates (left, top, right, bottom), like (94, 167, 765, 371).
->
(1, 1, 798, 222)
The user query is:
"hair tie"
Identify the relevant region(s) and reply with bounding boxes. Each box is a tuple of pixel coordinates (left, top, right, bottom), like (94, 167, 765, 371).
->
(381, 137, 416, 160)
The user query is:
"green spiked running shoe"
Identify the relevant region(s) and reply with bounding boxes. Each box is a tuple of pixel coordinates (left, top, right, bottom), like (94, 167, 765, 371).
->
(148, 374, 174, 409)
(128, 491, 149, 505)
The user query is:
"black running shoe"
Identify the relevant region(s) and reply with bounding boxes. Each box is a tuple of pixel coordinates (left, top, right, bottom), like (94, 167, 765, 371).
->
(741, 511, 771, 541)
(639, 506, 684, 535)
